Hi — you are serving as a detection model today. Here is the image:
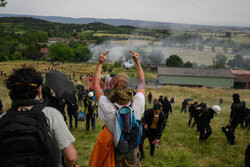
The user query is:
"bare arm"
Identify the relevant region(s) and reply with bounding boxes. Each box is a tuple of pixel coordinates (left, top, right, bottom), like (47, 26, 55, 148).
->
(93, 51, 109, 102)
(62, 144, 77, 167)
(129, 50, 145, 95)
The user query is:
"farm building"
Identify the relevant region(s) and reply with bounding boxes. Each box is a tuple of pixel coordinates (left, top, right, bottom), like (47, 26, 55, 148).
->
(148, 64, 165, 71)
(232, 70, 250, 89)
(158, 67, 235, 88)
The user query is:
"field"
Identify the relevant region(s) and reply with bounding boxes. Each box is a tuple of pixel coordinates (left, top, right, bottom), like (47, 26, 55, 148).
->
(0, 62, 249, 167)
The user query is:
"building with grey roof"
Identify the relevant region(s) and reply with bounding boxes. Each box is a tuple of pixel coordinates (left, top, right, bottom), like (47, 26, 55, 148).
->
(158, 67, 235, 88)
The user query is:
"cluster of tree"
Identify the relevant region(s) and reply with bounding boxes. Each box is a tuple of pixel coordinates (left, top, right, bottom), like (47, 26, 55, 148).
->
(212, 53, 250, 70)
(0, 0, 7, 7)
(0, 30, 48, 61)
(161, 32, 250, 56)
(166, 55, 193, 68)
(48, 40, 91, 62)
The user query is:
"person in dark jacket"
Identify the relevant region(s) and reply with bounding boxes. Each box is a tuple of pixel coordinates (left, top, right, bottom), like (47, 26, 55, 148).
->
(153, 98, 157, 106)
(148, 92, 152, 104)
(67, 102, 78, 129)
(158, 96, 164, 106)
(199, 104, 221, 143)
(188, 101, 198, 127)
(180, 100, 188, 113)
(222, 93, 246, 145)
(139, 104, 166, 159)
(162, 96, 172, 120)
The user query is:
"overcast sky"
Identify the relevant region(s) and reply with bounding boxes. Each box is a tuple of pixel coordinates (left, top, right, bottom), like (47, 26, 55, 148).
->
(1, 0, 250, 27)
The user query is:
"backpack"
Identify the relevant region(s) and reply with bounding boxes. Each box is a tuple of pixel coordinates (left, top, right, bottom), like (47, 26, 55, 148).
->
(0, 104, 60, 167)
(114, 105, 142, 154)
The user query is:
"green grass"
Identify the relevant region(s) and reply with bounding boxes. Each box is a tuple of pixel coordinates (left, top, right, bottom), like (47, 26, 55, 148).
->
(0, 62, 249, 167)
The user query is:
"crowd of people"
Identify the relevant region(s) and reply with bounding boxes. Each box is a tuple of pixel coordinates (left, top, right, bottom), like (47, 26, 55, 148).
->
(0, 50, 249, 167)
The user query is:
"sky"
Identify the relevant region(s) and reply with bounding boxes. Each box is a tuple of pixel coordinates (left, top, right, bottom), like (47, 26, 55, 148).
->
(1, 0, 250, 27)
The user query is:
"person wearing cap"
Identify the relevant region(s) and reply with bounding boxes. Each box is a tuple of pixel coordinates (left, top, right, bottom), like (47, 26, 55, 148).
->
(92, 50, 145, 166)
(223, 93, 246, 145)
(198, 103, 221, 143)
(139, 104, 166, 159)
(84, 91, 97, 131)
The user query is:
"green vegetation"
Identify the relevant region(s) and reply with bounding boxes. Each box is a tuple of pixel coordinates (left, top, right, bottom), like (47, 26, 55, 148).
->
(0, 62, 249, 167)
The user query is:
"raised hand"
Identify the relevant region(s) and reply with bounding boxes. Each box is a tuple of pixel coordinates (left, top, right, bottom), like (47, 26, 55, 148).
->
(99, 51, 109, 64)
(129, 50, 139, 64)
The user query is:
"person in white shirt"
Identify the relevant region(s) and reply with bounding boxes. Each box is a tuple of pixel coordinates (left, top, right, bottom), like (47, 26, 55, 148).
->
(93, 50, 145, 167)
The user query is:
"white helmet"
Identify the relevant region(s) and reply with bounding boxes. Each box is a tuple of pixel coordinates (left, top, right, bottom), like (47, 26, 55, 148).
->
(212, 105, 221, 114)
(88, 92, 94, 98)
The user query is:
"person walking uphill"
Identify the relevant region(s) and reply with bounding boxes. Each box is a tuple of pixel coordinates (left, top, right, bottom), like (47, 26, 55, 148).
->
(89, 50, 145, 167)
(139, 104, 166, 159)
(222, 93, 246, 145)
(0, 67, 77, 167)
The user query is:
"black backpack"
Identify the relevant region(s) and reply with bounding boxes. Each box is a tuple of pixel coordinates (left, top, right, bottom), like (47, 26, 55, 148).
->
(0, 104, 60, 167)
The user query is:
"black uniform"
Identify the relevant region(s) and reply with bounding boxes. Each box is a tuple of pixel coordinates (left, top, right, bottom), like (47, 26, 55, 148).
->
(246, 144, 250, 167)
(162, 99, 172, 120)
(67, 102, 78, 129)
(224, 101, 246, 144)
(139, 109, 166, 157)
(148, 93, 152, 104)
(181, 101, 188, 113)
(199, 108, 215, 142)
(188, 103, 197, 127)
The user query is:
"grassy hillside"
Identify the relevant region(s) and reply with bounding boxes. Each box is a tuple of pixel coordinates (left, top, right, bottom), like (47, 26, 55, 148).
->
(0, 62, 249, 167)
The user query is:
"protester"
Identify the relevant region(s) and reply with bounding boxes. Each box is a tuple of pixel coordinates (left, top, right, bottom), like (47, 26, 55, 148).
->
(158, 95, 164, 106)
(148, 92, 152, 104)
(193, 102, 203, 131)
(198, 104, 221, 143)
(0, 67, 77, 167)
(170, 96, 175, 109)
(188, 101, 198, 127)
(0, 98, 3, 115)
(222, 93, 246, 145)
(89, 50, 145, 167)
(162, 96, 172, 120)
(67, 102, 78, 129)
(84, 92, 97, 131)
(139, 104, 166, 159)
(180, 100, 188, 113)
(42, 86, 67, 122)
(219, 97, 224, 105)
(153, 98, 157, 106)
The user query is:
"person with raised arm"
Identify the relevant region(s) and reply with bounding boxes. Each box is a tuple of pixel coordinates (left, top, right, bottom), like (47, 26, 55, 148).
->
(89, 50, 145, 167)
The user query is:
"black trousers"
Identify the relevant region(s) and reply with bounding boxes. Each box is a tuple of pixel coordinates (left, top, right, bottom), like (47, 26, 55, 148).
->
(199, 121, 212, 142)
(188, 115, 194, 127)
(139, 129, 158, 157)
(86, 113, 96, 131)
(246, 144, 250, 167)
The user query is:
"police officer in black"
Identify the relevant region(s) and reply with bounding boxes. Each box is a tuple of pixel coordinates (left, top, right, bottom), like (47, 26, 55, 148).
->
(223, 93, 246, 145)
(188, 101, 198, 127)
(162, 96, 172, 120)
(198, 104, 221, 143)
(139, 104, 166, 159)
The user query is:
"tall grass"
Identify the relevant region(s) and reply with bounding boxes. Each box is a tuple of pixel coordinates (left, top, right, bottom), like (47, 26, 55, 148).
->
(0, 62, 249, 167)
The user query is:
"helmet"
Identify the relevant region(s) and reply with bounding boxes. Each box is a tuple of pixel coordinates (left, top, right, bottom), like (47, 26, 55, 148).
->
(88, 92, 94, 98)
(212, 105, 221, 114)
